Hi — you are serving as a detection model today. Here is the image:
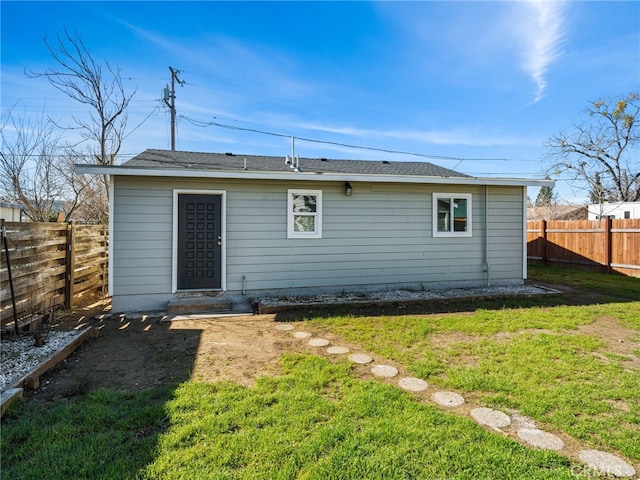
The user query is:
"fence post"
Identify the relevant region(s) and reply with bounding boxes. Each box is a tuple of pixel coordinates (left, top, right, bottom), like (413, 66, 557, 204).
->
(64, 221, 77, 309)
(541, 220, 548, 265)
(603, 216, 612, 274)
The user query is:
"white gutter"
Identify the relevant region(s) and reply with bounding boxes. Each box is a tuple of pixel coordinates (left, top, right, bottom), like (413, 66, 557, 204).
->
(75, 164, 554, 188)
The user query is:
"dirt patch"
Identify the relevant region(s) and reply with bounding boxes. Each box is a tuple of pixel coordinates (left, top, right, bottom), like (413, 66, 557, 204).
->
(20, 282, 639, 402)
(26, 311, 313, 401)
(577, 316, 640, 370)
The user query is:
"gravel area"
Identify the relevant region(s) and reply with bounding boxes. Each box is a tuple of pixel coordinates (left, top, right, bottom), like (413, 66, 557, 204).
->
(259, 284, 553, 306)
(1, 330, 82, 390)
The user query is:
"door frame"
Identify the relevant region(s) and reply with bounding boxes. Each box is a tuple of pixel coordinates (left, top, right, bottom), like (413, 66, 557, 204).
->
(172, 189, 227, 293)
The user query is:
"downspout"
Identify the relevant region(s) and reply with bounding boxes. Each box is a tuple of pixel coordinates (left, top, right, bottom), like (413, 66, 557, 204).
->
(484, 185, 491, 287)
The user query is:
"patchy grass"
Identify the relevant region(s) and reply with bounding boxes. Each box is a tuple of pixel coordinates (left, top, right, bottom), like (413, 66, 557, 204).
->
(2, 267, 638, 478)
(3, 355, 586, 479)
(307, 268, 640, 462)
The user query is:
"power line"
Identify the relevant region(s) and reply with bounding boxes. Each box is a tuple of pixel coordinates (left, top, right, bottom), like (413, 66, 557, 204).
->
(122, 106, 161, 141)
(179, 114, 528, 164)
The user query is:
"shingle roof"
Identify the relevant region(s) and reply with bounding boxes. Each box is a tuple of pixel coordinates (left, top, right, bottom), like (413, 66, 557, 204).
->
(121, 149, 470, 178)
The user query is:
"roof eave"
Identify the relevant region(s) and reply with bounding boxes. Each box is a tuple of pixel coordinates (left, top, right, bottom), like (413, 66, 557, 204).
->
(74, 164, 554, 187)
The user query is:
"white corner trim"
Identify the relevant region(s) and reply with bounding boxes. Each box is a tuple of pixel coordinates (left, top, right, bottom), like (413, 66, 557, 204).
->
(522, 187, 528, 280)
(108, 177, 114, 297)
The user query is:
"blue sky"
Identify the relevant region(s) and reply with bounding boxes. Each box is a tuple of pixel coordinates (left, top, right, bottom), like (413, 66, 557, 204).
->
(2, 1, 639, 202)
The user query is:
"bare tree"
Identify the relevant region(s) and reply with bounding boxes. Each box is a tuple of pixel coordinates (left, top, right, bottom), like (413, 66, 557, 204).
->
(27, 28, 136, 199)
(59, 151, 109, 223)
(0, 108, 64, 222)
(545, 91, 640, 202)
(1, 108, 107, 223)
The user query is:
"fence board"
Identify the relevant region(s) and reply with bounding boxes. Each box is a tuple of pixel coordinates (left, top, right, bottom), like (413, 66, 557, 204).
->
(527, 218, 640, 277)
(1, 221, 108, 328)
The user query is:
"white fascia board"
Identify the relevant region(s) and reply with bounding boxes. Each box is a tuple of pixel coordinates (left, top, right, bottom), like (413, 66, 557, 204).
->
(74, 164, 554, 187)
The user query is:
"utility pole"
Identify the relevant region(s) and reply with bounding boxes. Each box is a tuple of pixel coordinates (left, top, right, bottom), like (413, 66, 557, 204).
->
(163, 66, 185, 151)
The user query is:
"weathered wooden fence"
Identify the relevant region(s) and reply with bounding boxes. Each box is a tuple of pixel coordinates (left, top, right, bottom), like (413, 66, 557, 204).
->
(527, 218, 640, 277)
(1, 221, 108, 328)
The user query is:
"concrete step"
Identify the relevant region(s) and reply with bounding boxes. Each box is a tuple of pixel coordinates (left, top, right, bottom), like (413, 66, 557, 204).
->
(167, 297, 234, 314)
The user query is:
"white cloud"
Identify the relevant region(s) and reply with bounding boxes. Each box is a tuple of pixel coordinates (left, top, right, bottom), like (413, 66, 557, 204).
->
(513, 1, 568, 102)
(291, 120, 533, 147)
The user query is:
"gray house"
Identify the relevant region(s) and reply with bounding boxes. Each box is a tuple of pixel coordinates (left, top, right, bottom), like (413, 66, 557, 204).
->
(77, 149, 551, 313)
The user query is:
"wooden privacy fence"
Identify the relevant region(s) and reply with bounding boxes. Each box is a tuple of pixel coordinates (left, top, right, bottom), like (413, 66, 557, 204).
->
(527, 218, 640, 277)
(1, 221, 108, 328)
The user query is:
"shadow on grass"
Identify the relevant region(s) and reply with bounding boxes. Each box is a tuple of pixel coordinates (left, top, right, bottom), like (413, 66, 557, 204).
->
(2, 354, 589, 479)
(1, 386, 177, 479)
(1, 317, 203, 479)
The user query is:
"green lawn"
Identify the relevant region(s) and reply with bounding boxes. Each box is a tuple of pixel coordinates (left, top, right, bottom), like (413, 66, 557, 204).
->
(3, 355, 583, 480)
(2, 266, 638, 479)
(306, 267, 640, 462)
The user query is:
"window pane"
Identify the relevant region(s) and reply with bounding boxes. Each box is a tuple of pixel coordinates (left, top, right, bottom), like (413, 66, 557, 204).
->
(437, 198, 450, 231)
(292, 194, 317, 213)
(293, 215, 315, 232)
(453, 198, 467, 232)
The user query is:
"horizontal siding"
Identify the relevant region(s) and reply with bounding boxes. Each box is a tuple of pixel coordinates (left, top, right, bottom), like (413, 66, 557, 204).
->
(112, 178, 173, 295)
(487, 187, 524, 280)
(111, 176, 525, 298)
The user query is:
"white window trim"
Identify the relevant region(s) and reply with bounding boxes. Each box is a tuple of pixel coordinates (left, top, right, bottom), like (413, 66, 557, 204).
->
(432, 193, 472, 237)
(287, 189, 322, 239)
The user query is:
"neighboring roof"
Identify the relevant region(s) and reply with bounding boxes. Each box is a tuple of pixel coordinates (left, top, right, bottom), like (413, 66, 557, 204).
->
(0, 201, 25, 210)
(76, 149, 554, 187)
(528, 205, 588, 221)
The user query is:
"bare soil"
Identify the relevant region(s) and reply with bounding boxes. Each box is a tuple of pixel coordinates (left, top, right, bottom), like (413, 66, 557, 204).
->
(24, 283, 639, 403)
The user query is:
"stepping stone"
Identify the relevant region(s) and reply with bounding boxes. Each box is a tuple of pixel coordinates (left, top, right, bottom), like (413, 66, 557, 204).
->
(470, 407, 511, 429)
(517, 428, 564, 450)
(293, 331, 312, 339)
(348, 353, 373, 364)
(578, 450, 636, 478)
(308, 338, 330, 347)
(326, 346, 350, 354)
(371, 365, 399, 378)
(275, 324, 294, 331)
(431, 391, 465, 407)
(398, 377, 428, 392)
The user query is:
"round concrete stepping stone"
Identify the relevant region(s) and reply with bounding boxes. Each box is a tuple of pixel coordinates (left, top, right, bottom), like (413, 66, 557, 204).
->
(398, 377, 428, 392)
(348, 353, 374, 364)
(293, 331, 312, 339)
(517, 428, 564, 451)
(431, 391, 465, 407)
(371, 364, 399, 378)
(470, 407, 511, 429)
(326, 346, 350, 354)
(275, 324, 294, 331)
(578, 450, 636, 478)
(308, 338, 330, 347)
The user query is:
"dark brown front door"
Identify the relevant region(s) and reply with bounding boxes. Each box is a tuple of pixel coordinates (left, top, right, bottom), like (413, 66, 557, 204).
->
(177, 194, 222, 290)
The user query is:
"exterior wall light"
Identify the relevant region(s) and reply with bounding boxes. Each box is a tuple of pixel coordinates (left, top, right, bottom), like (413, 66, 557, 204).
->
(345, 182, 353, 196)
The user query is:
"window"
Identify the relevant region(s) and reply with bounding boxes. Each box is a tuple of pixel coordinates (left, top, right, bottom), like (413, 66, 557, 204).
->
(433, 193, 472, 237)
(287, 189, 322, 238)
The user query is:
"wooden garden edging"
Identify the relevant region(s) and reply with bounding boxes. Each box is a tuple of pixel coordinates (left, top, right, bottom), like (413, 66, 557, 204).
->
(0, 221, 108, 328)
(527, 218, 640, 277)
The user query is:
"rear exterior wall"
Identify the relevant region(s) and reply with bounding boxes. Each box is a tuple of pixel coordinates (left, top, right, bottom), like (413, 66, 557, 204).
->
(111, 176, 525, 311)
